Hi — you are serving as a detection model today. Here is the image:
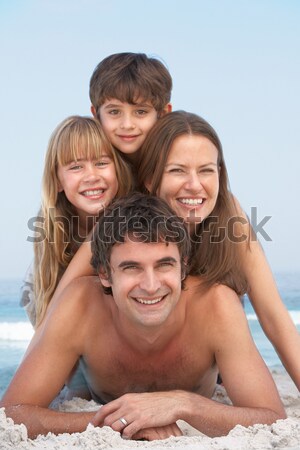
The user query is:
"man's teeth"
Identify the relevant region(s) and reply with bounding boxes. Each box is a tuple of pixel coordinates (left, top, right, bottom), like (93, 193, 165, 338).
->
(179, 198, 203, 205)
(135, 297, 163, 305)
(83, 189, 104, 196)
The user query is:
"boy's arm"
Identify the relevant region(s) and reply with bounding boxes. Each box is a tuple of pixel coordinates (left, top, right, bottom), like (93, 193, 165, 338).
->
(0, 282, 98, 438)
(91, 287, 285, 438)
(234, 196, 300, 390)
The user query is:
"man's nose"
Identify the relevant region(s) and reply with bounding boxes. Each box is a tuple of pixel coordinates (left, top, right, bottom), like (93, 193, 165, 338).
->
(139, 270, 161, 294)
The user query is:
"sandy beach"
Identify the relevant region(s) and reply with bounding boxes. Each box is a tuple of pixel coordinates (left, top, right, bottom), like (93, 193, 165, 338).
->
(1, 369, 299, 450)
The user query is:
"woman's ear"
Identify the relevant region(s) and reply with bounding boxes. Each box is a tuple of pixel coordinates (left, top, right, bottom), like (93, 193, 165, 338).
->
(144, 178, 152, 193)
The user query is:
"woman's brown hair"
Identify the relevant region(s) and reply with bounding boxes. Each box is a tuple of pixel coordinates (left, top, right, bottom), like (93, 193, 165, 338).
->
(136, 111, 248, 295)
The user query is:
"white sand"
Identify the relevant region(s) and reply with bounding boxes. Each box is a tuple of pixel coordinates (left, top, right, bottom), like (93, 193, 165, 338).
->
(1, 369, 299, 450)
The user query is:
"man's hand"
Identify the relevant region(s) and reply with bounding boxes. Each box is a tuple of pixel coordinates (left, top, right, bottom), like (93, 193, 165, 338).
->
(132, 424, 182, 441)
(91, 391, 186, 439)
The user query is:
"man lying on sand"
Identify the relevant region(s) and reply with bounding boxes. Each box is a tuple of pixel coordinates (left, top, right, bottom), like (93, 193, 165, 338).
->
(0, 194, 285, 441)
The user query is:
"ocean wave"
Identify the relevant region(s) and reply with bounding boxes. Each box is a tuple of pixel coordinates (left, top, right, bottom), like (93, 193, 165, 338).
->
(0, 322, 34, 341)
(247, 310, 300, 325)
(0, 311, 299, 341)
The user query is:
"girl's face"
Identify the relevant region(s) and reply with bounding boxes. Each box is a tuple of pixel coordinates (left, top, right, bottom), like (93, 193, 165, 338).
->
(155, 134, 220, 231)
(57, 152, 119, 222)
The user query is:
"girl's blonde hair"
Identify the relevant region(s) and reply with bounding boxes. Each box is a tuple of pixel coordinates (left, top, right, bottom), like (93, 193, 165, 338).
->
(34, 116, 133, 326)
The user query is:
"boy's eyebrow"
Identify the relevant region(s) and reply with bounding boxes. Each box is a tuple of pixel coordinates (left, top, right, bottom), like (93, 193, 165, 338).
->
(102, 102, 153, 109)
(103, 103, 122, 109)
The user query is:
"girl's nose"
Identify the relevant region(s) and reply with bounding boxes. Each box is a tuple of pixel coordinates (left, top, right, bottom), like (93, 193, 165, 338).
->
(83, 165, 101, 183)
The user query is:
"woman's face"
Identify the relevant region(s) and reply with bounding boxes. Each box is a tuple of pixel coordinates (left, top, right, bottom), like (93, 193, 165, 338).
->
(156, 134, 220, 231)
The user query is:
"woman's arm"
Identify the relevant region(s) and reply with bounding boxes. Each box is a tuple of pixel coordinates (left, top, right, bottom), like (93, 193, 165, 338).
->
(235, 196, 300, 390)
(242, 238, 300, 390)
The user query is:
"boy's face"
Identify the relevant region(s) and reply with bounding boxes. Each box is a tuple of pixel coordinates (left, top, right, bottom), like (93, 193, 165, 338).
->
(93, 99, 166, 156)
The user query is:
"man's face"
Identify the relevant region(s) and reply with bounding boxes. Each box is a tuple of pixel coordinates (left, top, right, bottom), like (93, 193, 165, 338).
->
(100, 239, 182, 328)
(96, 98, 159, 156)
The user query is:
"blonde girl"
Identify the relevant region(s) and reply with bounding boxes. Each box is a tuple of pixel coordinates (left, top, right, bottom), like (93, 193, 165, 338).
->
(21, 116, 133, 327)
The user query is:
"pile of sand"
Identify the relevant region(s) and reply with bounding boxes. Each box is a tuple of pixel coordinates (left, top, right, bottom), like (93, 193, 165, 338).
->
(1, 370, 299, 450)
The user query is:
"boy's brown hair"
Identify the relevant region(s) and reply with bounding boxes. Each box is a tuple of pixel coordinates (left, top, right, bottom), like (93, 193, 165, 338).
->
(89, 52, 172, 114)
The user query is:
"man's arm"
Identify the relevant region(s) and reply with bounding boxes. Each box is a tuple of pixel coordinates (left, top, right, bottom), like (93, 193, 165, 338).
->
(0, 280, 98, 439)
(91, 286, 285, 439)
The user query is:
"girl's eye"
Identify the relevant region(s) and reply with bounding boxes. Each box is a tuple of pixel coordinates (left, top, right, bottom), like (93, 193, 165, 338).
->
(95, 158, 112, 167)
(69, 164, 82, 170)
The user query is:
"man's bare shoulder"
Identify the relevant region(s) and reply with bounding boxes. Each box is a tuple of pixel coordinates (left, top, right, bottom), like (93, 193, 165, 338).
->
(48, 276, 106, 323)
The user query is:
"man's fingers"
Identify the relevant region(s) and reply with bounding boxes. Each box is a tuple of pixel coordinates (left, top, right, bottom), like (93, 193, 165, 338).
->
(131, 423, 183, 441)
(91, 402, 120, 426)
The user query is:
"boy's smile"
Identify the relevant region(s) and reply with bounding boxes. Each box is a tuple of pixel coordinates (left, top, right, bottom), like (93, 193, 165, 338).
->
(96, 98, 159, 156)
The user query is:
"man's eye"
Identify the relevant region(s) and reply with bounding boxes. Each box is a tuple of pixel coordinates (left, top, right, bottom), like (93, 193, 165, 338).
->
(158, 262, 174, 269)
(123, 265, 138, 271)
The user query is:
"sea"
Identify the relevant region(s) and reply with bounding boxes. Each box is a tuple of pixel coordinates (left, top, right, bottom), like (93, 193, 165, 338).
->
(0, 273, 299, 398)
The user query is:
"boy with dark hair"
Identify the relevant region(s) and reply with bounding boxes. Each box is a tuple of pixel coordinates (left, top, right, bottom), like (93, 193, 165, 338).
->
(89, 52, 172, 159)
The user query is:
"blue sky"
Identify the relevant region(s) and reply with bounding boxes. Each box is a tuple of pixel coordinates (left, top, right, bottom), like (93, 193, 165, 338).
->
(0, 0, 299, 278)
